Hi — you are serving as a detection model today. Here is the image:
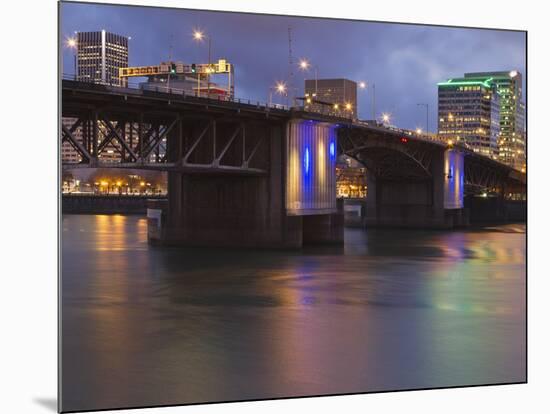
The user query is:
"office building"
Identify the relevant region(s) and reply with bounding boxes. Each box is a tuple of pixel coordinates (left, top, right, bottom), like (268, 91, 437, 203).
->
(438, 76, 501, 159)
(464, 71, 525, 171)
(304, 78, 357, 118)
(76, 30, 129, 86)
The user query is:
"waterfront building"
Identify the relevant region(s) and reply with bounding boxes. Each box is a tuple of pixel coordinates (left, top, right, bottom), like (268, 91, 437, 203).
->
(336, 156, 367, 199)
(464, 71, 525, 171)
(437, 76, 501, 159)
(438, 71, 526, 170)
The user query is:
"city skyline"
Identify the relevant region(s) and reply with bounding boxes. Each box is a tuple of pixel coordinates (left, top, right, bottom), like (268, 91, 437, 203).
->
(61, 2, 526, 132)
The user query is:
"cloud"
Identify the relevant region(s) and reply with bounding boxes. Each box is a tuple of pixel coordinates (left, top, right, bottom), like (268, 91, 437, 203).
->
(61, 3, 526, 130)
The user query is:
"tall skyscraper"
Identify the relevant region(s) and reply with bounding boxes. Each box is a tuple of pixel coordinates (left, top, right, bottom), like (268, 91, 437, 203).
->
(76, 30, 129, 86)
(464, 71, 525, 171)
(304, 78, 357, 118)
(437, 76, 501, 159)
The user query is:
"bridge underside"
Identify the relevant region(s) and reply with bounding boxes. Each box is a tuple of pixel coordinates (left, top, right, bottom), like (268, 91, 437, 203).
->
(157, 121, 301, 247)
(339, 127, 468, 228)
(148, 120, 343, 248)
(338, 126, 526, 228)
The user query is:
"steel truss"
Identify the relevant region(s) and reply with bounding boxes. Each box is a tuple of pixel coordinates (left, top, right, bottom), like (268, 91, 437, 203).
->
(62, 112, 270, 174)
(463, 158, 511, 195)
(338, 127, 436, 180)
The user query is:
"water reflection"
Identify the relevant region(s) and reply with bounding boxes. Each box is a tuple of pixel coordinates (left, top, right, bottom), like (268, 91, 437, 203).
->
(62, 215, 526, 412)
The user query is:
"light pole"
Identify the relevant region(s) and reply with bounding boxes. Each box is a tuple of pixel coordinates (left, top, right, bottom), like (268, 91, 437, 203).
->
(193, 29, 212, 98)
(359, 81, 376, 121)
(371, 83, 376, 121)
(167, 34, 174, 91)
(358, 81, 367, 120)
(417, 103, 429, 134)
(269, 82, 287, 106)
(66, 36, 78, 80)
(298, 59, 318, 97)
(381, 112, 391, 126)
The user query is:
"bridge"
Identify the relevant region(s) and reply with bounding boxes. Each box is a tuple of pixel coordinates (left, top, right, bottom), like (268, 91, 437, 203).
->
(61, 79, 526, 247)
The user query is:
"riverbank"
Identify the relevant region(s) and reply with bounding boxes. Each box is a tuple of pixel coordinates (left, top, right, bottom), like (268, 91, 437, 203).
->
(62, 194, 166, 214)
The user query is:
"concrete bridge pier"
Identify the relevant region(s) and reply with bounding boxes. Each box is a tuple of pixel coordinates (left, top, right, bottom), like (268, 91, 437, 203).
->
(363, 148, 468, 229)
(158, 173, 303, 248)
(301, 199, 344, 244)
(148, 121, 304, 248)
(147, 118, 344, 248)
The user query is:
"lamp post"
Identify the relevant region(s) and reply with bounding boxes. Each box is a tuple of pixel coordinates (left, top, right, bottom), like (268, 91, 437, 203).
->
(358, 81, 368, 120)
(193, 29, 212, 98)
(269, 82, 287, 106)
(359, 81, 376, 121)
(66, 36, 77, 80)
(298, 59, 319, 97)
(371, 83, 377, 121)
(417, 103, 429, 135)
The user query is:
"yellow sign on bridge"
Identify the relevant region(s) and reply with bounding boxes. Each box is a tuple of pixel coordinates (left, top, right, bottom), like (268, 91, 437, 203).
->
(119, 59, 233, 78)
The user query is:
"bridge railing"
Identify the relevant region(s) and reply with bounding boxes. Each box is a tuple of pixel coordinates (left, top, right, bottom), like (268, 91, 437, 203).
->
(62, 73, 292, 112)
(352, 120, 449, 145)
(63, 74, 357, 118)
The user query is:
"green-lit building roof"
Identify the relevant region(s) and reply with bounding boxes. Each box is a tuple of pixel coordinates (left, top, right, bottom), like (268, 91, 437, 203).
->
(437, 77, 494, 88)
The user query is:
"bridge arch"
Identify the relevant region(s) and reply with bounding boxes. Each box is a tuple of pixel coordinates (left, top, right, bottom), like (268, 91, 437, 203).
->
(337, 127, 439, 180)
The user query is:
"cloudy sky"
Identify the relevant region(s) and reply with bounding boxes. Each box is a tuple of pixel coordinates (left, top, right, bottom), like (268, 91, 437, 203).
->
(60, 1, 526, 132)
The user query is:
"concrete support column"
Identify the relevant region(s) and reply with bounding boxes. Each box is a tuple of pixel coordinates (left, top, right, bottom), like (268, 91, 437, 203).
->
(430, 149, 446, 227)
(441, 148, 467, 227)
(364, 171, 378, 227)
(361, 149, 458, 228)
(302, 199, 344, 244)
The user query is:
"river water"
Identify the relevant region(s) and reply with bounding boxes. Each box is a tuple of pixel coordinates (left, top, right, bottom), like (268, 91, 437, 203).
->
(61, 214, 526, 412)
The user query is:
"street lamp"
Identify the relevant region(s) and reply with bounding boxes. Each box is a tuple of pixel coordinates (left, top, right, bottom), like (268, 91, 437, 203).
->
(359, 81, 376, 121)
(417, 103, 429, 134)
(193, 29, 212, 97)
(66, 36, 78, 80)
(358, 80, 375, 120)
(269, 81, 287, 106)
(356, 81, 369, 120)
(298, 58, 319, 97)
(381, 113, 391, 125)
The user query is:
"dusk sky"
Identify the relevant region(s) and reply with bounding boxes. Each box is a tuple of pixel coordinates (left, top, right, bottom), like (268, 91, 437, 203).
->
(61, 1, 526, 132)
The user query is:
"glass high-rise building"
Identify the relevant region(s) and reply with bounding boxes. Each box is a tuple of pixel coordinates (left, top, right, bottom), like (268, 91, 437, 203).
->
(76, 30, 129, 86)
(437, 76, 501, 159)
(464, 71, 526, 171)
